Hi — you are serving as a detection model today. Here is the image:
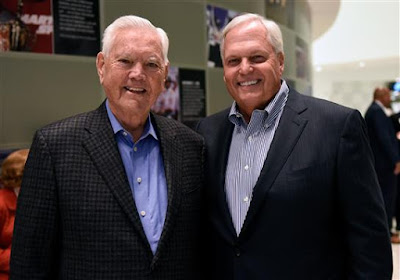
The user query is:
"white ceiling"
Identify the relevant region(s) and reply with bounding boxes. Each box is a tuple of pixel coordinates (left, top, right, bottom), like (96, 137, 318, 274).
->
(311, 0, 399, 67)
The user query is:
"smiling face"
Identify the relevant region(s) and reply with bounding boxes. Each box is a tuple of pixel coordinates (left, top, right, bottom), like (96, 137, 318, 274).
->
(223, 20, 284, 122)
(96, 27, 168, 134)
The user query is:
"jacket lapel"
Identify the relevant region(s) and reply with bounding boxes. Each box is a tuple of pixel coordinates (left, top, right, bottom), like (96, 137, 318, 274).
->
(212, 114, 237, 239)
(240, 90, 308, 237)
(82, 103, 151, 251)
(150, 114, 182, 267)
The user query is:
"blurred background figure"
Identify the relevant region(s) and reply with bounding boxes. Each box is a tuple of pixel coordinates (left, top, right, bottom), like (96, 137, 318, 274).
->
(0, 149, 29, 280)
(365, 87, 400, 243)
(391, 110, 400, 236)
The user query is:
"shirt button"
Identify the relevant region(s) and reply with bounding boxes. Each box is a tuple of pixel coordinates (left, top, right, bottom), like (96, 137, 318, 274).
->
(140, 211, 146, 217)
(137, 177, 142, 183)
(133, 147, 138, 152)
(244, 165, 249, 170)
(243, 196, 249, 202)
(248, 136, 252, 141)
(122, 131, 128, 136)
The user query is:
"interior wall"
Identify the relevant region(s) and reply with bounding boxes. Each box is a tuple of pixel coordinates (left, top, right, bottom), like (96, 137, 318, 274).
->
(0, 0, 313, 149)
(311, 1, 399, 116)
(313, 58, 399, 115)
(0, 53, 103, 149)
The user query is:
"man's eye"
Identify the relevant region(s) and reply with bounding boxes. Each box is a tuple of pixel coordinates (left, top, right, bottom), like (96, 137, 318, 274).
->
(118, 59, 130, 64)
(227, 58, 240, 66)
(252, 56, 266, 63)
(147, 62, 160, 68)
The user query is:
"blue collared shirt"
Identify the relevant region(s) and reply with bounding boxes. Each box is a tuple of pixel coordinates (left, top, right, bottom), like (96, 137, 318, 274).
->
(225, 80, 289, 235)
(106, 100, 168, 255)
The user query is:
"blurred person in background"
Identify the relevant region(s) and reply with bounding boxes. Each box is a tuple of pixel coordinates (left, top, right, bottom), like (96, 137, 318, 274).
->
(390, 108, 400, 236)
(365, 87, 400, 243)
(0, 149, 29, 280)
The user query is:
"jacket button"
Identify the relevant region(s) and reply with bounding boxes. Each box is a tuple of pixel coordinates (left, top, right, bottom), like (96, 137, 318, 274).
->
(235, 248, 240, 257)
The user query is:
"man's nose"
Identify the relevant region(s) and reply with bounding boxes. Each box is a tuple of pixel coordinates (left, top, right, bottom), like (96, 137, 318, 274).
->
(239, 59, 253, 75)
(129, 63, 146, 79)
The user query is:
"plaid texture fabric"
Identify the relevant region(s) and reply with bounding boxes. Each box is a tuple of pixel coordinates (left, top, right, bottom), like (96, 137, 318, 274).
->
(10, 102, 205, 280)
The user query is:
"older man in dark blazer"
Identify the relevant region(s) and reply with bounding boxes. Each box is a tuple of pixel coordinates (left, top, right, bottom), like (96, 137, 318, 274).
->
(197, 13, 392, 279)
(10, 15, 204, 280)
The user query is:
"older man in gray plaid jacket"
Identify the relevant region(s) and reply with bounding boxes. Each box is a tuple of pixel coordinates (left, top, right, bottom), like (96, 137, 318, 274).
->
(10, 15, 205, 280)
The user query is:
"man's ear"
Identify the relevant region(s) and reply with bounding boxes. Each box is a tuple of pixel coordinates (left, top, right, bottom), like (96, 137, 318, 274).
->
(96, 52, 105, 84)
(278, 52, 285, 74)
(164, 62, 169, 81)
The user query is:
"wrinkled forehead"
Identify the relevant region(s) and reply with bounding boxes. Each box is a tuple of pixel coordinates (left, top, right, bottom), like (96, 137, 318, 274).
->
(114, 27, 161, 45)
(226, 21, 267, 41)
(111, 28, 163, 57)
(223, 21, 271, 55)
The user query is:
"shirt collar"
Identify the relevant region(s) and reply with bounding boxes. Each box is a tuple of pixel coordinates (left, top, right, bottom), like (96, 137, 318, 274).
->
(374, 100, 393, 117)
(105, 99, 159, 141)
(228, 79, 289, 126)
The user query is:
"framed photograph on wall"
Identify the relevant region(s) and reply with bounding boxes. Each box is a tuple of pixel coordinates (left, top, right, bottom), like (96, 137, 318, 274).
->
(206, 4, 238, 68)
(0, 0, 100, 56)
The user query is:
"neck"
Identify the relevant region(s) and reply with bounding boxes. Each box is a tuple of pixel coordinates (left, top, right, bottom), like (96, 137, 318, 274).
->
(122, 119, 147, 143)
(110, 106, 149, 143)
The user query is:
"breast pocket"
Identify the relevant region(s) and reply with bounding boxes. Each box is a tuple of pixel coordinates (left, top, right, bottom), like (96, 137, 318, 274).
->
(273, 160, 336, 202)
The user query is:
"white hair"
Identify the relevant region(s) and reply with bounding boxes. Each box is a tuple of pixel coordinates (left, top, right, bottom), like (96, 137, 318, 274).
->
(101, 15, 169, 64)
(220, 13, 284, 60)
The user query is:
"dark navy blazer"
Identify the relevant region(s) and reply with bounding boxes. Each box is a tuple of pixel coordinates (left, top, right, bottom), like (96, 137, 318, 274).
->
(197, 89, 392, 280)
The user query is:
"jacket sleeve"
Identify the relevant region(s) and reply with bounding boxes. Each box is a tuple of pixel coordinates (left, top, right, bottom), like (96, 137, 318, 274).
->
(10, 130, 60, 280)
(337, 110, 392, 279)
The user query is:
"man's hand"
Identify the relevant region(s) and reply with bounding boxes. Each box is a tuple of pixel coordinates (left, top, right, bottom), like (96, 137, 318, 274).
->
(394, 162, 400, 175)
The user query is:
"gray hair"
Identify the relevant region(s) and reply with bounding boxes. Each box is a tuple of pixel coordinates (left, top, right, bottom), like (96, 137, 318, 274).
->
(101, 15, 169, 64)
(220, 13, 284, 60)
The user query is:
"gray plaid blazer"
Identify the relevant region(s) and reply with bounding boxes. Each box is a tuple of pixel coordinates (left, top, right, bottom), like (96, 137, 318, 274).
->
(10, 102, 205, 280)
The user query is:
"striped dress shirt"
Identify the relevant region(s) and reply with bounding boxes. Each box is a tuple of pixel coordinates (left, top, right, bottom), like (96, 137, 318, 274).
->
(225, 80, 289, 235)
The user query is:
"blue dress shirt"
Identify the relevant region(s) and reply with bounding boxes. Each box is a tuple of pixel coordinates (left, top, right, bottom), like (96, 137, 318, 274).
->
(106, 100, 168, 255)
